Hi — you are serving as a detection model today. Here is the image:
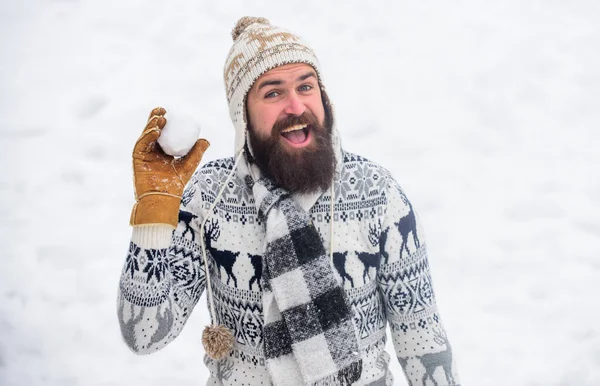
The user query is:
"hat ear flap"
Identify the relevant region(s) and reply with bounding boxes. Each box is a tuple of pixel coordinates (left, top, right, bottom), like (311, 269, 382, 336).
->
(320, 86, 334, 131)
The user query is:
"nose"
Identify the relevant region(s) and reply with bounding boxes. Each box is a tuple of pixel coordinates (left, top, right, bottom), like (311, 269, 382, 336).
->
(283, 92, 306, 116)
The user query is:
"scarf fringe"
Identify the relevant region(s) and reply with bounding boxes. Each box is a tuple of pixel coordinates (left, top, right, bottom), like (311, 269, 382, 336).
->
(309, 360, 363, 386)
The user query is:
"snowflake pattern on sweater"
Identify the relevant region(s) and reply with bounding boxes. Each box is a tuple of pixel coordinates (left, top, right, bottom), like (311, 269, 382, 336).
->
(117, 151, 460, 386)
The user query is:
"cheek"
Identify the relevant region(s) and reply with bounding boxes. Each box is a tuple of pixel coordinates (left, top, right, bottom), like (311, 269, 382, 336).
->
(309, 102, 325, 124)
(260, 109, 282, 132)
(249, 108, 275, 137)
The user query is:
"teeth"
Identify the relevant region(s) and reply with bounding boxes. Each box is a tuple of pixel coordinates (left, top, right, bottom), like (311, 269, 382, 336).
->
(281, 124, 307, 133)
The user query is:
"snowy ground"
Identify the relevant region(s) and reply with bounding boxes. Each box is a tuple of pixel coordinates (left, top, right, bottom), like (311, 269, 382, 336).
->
(1, 0, 599, 385)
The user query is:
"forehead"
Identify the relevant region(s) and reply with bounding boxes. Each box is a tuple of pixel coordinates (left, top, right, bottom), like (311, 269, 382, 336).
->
(256, 63, 317, 83)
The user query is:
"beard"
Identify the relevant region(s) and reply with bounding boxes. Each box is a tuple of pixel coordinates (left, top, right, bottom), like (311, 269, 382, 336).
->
(247, 109, 336, 194)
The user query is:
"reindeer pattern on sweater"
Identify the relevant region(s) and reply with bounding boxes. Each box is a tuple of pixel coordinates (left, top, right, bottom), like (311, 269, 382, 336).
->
(117, 151, 460, 386)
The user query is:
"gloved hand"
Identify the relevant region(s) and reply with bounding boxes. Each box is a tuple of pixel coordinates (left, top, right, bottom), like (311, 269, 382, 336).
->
(130, 107, 210, 228)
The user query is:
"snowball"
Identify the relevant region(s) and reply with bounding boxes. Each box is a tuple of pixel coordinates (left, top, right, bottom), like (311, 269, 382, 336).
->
(157, 110, 201, 157)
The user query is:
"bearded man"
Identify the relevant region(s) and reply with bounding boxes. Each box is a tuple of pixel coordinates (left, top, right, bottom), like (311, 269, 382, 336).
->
(118, 16, 461, 386)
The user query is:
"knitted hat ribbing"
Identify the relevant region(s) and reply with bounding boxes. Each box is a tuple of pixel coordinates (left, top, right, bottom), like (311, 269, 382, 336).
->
(223, 17, 323, 154)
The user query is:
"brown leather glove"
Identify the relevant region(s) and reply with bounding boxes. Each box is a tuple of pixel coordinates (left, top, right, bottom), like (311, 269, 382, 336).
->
(130, 107, 210, 228)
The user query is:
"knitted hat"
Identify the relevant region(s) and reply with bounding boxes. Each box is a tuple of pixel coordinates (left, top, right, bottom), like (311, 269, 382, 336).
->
(223, 17, 324, 155)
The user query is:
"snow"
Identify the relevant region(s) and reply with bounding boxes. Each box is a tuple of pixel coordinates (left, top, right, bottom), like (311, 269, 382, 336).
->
(1, 0, 599, 385)
(157, 110, 202, 157)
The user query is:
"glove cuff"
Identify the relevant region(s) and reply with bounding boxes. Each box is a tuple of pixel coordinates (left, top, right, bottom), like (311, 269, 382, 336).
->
(130, 194, 181, 228)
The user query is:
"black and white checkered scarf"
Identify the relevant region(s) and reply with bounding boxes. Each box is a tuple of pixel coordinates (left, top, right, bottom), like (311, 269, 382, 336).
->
(246, 173, 362, 386)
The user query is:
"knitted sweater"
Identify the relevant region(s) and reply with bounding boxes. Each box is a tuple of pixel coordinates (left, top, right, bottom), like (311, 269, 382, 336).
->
(117, 151, 460, 386)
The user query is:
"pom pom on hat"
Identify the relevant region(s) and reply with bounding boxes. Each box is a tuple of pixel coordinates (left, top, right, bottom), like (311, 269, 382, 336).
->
(231, 16, 270, 41)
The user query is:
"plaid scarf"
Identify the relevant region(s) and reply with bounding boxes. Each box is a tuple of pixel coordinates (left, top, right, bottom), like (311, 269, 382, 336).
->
(246, 173, 362, 386)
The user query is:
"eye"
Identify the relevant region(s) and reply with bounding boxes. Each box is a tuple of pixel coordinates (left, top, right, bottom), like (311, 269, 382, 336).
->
(298, 84, 313, 92)
(265, 90, 280, 99)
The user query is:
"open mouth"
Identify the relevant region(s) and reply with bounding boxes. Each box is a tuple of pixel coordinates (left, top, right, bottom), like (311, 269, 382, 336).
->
(280, 124, 311, 146)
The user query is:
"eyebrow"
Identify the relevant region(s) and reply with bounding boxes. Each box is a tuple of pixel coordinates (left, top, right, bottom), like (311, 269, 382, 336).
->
(256, 71, 317, 91)
(298, 72, 317, 82)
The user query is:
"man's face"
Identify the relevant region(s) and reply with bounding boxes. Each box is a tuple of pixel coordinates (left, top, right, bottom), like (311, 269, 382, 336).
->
(247, 63, 325, 147)
(246, 63, 335, 193)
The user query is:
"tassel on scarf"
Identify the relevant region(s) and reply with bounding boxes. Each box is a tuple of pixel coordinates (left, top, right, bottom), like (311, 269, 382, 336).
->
(307, 360, 363, 386)
(337, 360, 363, 386)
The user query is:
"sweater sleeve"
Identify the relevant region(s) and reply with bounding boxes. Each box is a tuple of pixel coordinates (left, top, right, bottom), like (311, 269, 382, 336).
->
(377, 175, 460, 385)
(117, 184, 206, 354)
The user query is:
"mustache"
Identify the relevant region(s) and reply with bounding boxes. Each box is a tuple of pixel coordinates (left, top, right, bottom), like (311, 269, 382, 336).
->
(271, 111, 322, 136)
